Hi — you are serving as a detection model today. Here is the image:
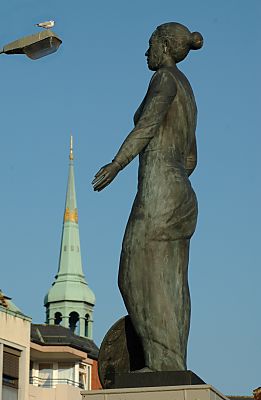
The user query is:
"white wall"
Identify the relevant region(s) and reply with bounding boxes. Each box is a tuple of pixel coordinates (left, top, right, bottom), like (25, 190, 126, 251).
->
(29, 384, 82, 400)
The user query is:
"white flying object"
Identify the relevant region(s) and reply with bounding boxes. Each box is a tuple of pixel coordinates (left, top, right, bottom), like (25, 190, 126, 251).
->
(35, 20, 55, 29)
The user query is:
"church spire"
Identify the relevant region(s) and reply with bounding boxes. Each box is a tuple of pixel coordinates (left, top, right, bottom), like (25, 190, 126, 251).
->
(69, 134, 74, 161)
(44, 136, 95, 338)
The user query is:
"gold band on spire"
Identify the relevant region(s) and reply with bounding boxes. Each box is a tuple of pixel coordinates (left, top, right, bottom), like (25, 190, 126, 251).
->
(64, 207, 78, 223)
(69, 135, 74, 160)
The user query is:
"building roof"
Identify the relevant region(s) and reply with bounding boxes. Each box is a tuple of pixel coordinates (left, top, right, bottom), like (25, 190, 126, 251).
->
(31, 324, 99, 359)
(0, 289, 31, 321)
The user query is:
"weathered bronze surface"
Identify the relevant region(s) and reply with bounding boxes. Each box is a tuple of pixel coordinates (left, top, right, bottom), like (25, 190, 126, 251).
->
(93, 22, 203, 381)
(98, 316, 145, 388)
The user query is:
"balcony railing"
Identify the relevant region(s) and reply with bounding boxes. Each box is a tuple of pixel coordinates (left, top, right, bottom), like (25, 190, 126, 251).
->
(30, 376, 84, 389)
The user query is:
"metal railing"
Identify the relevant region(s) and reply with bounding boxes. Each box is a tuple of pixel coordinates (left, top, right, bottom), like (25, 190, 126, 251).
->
(29, 376, 84, 389)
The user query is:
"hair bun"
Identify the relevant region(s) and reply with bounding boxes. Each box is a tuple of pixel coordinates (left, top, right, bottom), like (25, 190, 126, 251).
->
(190, 31, 203, 50)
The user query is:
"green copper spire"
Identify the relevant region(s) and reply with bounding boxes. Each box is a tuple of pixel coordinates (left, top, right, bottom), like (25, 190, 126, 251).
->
(44, 136, 95, 338)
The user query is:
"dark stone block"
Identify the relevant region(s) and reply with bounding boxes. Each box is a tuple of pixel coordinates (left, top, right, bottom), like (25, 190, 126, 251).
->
(111, 370, 205, 389)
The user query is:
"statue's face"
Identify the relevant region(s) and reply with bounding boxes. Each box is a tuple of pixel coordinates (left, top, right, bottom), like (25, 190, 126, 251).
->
(145, 31, 164, 71)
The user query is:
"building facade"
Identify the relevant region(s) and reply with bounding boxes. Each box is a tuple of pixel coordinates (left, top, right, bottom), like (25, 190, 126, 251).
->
(29, 324, 100, 399)
(0, 290, 31, 400)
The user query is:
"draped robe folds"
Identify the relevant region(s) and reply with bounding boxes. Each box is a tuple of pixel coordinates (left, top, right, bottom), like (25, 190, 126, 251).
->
(114, 66, 198, 371)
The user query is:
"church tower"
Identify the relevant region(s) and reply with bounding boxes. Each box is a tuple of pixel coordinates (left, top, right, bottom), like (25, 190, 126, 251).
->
(44, 136, 95, 339)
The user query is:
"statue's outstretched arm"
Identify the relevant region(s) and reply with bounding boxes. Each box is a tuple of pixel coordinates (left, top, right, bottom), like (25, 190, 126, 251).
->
(93, 69, 176, 192)
(113, 69, 176, 169)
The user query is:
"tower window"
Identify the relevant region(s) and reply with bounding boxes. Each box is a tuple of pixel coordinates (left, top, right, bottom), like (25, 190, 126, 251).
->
(85, 314, 90, 337)
(69, 312, 79, 334)
(54, 312, 62, 325)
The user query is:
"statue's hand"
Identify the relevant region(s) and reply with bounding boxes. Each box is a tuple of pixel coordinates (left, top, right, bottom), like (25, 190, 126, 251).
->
(92, 161, 121, 192)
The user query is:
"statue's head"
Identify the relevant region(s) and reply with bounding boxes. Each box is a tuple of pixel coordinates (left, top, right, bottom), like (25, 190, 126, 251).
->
(146, 22, 203, 70)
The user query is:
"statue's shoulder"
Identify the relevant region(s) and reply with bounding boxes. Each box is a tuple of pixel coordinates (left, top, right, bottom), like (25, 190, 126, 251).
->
(152, 67, 176, 78)
(149, 68, 177, 92)
(159, 67, 194, 98)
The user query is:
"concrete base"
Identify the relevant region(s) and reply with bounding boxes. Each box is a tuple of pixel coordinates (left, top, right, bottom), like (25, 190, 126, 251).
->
(81, 385, 230, 400)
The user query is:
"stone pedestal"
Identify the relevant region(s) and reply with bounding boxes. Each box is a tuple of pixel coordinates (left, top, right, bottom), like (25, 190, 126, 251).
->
(81, 385, 230, 400)
(112, 370, 205, 388)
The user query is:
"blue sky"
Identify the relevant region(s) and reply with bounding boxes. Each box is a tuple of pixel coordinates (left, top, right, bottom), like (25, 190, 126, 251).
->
(0, 0, 260, 395)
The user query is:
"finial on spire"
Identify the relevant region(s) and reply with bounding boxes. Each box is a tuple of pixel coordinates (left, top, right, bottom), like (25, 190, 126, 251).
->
(69, 135, 74, 161)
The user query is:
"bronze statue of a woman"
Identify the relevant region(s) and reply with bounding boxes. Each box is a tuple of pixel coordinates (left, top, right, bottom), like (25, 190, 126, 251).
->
(93, 22, 203, 374)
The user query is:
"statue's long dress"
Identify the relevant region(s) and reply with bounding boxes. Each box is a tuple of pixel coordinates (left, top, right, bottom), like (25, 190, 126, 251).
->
(115, 66, 198, 371)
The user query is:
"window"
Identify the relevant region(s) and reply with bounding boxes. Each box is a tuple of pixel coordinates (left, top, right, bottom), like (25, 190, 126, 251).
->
(58, 363, 74, 385)
(29, 361, 33, 379)
(79, 363, 91, 390)
(85, 314, 90, 337)
(54, 312, 62, 325)
(2, 346, 20, 400)
(69, 312, 79, 334)
(39, 363, 53, 387)
(29, 361, 38, 386)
